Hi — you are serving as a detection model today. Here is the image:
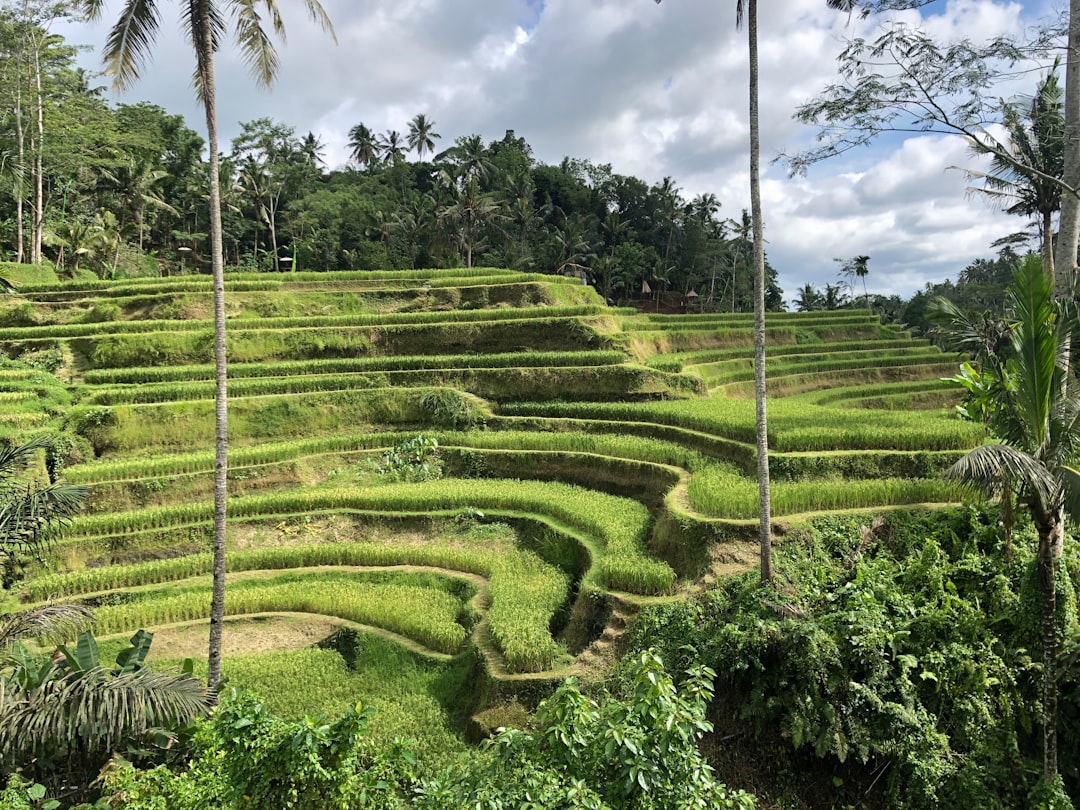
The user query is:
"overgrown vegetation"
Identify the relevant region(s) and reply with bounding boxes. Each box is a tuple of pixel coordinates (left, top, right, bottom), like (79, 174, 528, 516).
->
(627, 507, 1079, 809)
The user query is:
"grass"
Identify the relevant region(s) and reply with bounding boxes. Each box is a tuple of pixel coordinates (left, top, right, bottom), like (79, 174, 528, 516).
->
(90, 568, 474, 654)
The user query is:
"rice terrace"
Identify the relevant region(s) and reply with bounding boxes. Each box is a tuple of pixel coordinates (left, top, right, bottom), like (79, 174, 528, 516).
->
(5, 0, 1080, 804)
(5, 260, 1037, 806)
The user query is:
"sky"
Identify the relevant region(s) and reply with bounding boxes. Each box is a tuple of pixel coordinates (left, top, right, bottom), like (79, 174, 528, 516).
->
(55, 0, 1062, 303)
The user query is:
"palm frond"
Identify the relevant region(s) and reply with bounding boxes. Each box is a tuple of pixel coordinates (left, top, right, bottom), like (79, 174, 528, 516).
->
(0, 435, 54, 480)
(0, 482, 90, 557)
(301, 0, 336, 43)
(945, 443, 1057, 509)
(0, 605, 93, 651)
(1059, 465, 1080, 524)
(0, 667, 212, 761)
(1003, 254, 1058, 450)
(101, 0, 162, 91)
(229, 0, 280, 86)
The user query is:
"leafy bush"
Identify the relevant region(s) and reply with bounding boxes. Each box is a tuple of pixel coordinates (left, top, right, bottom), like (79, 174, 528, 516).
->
(100, 689, 414, 809)
(414, 650, 757, 809)
(375, 434, 443, 482)
(628, 507, 1077, 808)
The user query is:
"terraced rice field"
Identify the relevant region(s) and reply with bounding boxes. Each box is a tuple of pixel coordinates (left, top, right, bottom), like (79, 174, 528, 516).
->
(1, 266, 981, 729)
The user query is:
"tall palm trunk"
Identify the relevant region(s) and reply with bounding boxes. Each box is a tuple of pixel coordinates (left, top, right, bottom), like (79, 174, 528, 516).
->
(1037, 514, 1062, 781)
(1055, 0, 1080, 297)
(1042, 210, 1055, 279)
(31, 38, 43, 265)
(748, 0, 772, 581)
(199, 9, 228, 693)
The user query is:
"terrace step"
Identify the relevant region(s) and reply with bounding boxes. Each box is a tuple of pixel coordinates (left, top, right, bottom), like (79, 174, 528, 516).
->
(571, 596, 641, 677)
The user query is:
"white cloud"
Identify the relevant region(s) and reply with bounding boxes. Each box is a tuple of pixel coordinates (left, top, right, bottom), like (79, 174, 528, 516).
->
(58, 0, 1046, 300)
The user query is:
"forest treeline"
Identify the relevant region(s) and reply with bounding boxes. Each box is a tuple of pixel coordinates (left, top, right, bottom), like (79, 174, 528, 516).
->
(0, 10, 789, 312)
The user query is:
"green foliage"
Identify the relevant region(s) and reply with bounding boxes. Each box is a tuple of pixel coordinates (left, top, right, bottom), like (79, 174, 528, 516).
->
(0, 776, 60, 810)
(1, 629, 211, 805)
(90, 570, 473, 654)
(627, 507, 1072, 808)
(62, 479, 671, 595)
(100, 689, 415, 809)
(415, 650, 756, 809)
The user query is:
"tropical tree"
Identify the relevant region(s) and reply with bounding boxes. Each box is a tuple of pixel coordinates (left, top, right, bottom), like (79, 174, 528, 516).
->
(76, 0, 335, 692)
(794, 282, 822, 311)
(836, 254, 871, 308)
(438, 175, 503, 267)
(0, 435, 87, 585)
(967, 68, 1064, 276)
(347, 122, 378, 168)
(660, 0, 859, 579)
(1, 628, 212, 801)
(378, 129, 405, 163)
(942, 254, 1080, 785)
(407, 113, 440, 160)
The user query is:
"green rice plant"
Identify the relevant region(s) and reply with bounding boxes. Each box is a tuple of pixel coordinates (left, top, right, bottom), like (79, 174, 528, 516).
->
(69, 388, 489, 455)
(18, 267, 526, 295)
(83, 350, 629, 385)
(81, 317, 609, 368)
(78, 365, 697, 407)
(91, 572, 470, 654)
(499, 397, 983, 452)
(487, 550, 567, 672)
(686, 463, 964, 518)
(717, 363, 959, 400)
(218, 645, 471, 770)
(30, 536, 568, 672)
(0, 303, 615, 343)
(65, 479, 671, 594)
(637, 309, 878, 324)
(646, 339, 933, 372)
(697, 351, 955, 387)
(803, 379, 956, 406)
(64, 429, 708, 487)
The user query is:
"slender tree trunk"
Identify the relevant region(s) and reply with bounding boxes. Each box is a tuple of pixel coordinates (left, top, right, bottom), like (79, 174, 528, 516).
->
(269, 200, 279, 272)
(1043, 211, 1056, 279)
(14, 58, 24, 265)
(31, 35, 42, 265)
(1055, 0, 1080, 297)
(200, 12, 229, 693)
(749, 0, 772, 582)
(1038, 516, 1063, 782)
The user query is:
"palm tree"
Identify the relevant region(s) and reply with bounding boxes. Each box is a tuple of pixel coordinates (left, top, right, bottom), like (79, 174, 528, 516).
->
(1, 626, 212, 800)
(439, 175, 503, 268)
(407, 113, 440, 160)
(76, 0, 335, 691)
(943, 255, 1080, 783)
(378, 129, 406, 163)
(347, 123, 378, 168)
(794, 283, 822, 312)
(965, 67, 1064, 276)
(656, 0, 856, 581)
(439, 134, 495, 185)
(0, 435, 88, 585)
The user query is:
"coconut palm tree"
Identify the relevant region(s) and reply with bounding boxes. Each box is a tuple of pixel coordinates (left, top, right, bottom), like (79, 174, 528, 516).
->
(655, 0, 858, 581)
(1, 625, 212, 800)
(965, 67, 1064, 276)
(0, 435, 88, 585)
(407, 113, 441, 160)
(348, 123, 379, 168)
(76, 0, 335, 691)
(378, 129, 406, 163)
(943, 254, 1080, 783)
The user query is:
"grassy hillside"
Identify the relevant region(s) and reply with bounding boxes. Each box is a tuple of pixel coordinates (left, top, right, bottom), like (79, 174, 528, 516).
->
(0, 267, 979, 754)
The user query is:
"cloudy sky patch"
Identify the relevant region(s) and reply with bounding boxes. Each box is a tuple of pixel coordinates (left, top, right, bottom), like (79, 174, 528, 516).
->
(58, 0, 1051, 303)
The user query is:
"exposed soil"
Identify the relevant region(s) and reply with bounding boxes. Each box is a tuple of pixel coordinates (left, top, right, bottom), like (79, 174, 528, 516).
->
(142, 614, 342, 661)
